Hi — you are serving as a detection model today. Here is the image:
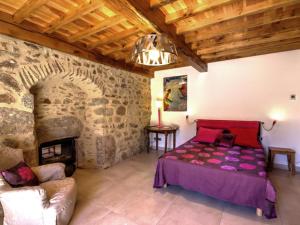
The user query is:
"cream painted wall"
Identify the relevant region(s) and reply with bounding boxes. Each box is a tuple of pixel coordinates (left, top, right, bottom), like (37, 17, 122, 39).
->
(150, 49, 300, 168)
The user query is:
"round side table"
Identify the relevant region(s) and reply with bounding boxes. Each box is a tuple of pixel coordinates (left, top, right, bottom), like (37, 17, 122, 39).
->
(145, 125, 178, 153)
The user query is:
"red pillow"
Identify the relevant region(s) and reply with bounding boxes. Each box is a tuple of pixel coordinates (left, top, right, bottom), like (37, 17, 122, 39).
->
(230, 127, 261, 148)
(193, 127, 223, 143)
(1, 161, 39, 187)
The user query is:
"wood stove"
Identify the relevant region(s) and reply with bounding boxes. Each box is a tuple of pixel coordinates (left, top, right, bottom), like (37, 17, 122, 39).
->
(39, 137, 78, 176)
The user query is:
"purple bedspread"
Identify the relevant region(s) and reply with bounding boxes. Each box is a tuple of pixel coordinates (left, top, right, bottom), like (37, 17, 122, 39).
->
(153, 140, 277, 218)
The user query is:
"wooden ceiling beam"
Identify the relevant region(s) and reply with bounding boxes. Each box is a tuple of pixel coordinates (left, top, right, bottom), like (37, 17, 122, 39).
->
(185, 5, 300, 43)
(148, 61, 187, 72)
(0, 10, 44, 33)
(13, 0, 48, 23)
(150, 0, 177, 9)
(104, 0, 156, 33)
(166, 0, 235, 24)
(197, 29, 300, 55)
(126, 0, 207, 72)
(0, 20, 152, 77)
(101, 40, 136, 55)
(68, 16, 126, 43)
(191, 18, 300, 49)
(177, 0, 299, 34)
(46, 0, 104, 33)
(202, 38, 300, 62)
(89, 27, 140, 49)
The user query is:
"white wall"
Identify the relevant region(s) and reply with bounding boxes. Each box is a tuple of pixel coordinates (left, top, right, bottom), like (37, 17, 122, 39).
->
(151, 50, 300, 168)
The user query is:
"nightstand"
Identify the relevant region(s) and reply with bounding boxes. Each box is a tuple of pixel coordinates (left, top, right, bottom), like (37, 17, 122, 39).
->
(268, 146, 296, 175)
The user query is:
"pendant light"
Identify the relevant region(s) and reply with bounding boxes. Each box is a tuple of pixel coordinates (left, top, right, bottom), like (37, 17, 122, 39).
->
(131, 33, 178, 66)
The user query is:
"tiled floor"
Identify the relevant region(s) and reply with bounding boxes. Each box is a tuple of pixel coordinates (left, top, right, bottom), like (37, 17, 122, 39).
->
(69, 150, 300, 225)
(1, 150, 299, 225)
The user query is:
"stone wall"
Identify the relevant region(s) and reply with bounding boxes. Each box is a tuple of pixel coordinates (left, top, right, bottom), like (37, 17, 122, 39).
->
(0, 34, 151, 168)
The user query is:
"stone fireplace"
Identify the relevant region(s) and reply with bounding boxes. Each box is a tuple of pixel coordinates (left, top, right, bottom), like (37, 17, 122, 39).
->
(0, 34, 151, 168)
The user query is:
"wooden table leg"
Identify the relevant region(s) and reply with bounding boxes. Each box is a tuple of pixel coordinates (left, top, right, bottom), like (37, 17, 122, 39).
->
(291, 152, 296, 175)
(164, 132, 168, 153)
(147, 130, 150, 153)
(287, 154, 291, 171)
(268, 149, 271, 171)
(173, 131, 176, 150)
(155, 133, 158, 151)
(270, 152, 275, 171)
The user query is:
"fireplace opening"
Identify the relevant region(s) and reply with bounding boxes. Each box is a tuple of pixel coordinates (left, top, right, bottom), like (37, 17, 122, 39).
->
(39, 137, 78, 176)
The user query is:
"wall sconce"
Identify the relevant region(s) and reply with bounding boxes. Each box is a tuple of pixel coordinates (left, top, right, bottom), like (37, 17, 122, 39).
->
(262, 120, 277, 132)
(262, 108, 286, 131)
(156, 98, 163, 127)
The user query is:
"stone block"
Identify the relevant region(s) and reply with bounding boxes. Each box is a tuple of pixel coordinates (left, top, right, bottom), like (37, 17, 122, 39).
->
(0, 107, 34, 135)
(96, 135, 116, 167)
(0, 72, 21, 92)
(0, 93, 15, 104)
(22, 94, 34, 109)
(36, 116, 83, 143)
(94, 107, 113, 116)
(89, 97, 109, 105)
(116, 106, 126, 116)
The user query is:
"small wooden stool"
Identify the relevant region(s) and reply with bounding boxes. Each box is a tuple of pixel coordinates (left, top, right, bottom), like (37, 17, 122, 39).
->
(268, 147, 296, 175)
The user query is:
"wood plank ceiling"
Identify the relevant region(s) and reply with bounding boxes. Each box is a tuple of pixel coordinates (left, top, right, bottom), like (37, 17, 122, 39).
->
(0, 0, 299, 77)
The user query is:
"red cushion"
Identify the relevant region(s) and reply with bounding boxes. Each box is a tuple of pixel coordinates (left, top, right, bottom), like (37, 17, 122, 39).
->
(230, 127, 261, 148)
(193, 127, 223, 143)
(1, 161, 39, 187)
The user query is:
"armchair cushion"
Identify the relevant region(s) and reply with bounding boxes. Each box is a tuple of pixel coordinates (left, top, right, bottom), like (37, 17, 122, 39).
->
(1, 162, 39, 187)
(0, 173, 11, 221)
(1, 186, 48, 225)
(31, 163, 66, 183)
(40, 177, 77, 225)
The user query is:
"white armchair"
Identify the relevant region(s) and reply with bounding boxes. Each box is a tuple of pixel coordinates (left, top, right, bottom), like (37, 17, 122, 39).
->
(0, 146, 77, 225)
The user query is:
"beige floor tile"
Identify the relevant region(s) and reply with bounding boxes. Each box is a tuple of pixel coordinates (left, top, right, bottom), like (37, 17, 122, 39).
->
(117, 191, 172, 225)
(69, 198, 111, 225)
(96, 212, 138, 225)
(174, 188, 226, 212)
(221, 203, 282, 225)
(158, 201, 222, 225)
(139, 176, 183, 201)
(90, 184, 136, 212)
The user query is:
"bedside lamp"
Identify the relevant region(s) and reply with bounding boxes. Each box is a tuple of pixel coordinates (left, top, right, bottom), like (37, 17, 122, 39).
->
(263, 109, 285, 131)
(156, 98, 163, 127)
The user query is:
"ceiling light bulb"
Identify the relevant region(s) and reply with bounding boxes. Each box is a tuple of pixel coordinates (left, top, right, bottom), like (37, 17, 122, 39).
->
(148, 49, 160, 61)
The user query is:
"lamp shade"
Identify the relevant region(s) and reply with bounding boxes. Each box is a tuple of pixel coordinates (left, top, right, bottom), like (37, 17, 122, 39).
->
(155, 99, 163, 108)
(131, 33, 178, 66)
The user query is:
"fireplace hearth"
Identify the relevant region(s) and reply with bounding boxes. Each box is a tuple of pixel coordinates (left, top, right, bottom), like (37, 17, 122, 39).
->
(39, 137, 78, 176)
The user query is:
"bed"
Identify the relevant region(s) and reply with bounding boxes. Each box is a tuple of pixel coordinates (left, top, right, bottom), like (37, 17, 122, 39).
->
(153, 119, 276, 219)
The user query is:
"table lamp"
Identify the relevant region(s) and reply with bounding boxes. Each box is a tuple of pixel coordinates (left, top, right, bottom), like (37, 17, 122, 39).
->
(156, 98, 163, 127)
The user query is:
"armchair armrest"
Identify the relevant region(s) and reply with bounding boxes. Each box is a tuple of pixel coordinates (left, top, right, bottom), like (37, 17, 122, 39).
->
(0, 186, 49, 225)
(0, 174, 11, 219)
(0, 174, 12, 193)
(32, 163, 66, 183)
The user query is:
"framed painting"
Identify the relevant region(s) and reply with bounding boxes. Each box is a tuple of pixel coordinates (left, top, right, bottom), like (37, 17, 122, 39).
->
(163, 75, 187, 111)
